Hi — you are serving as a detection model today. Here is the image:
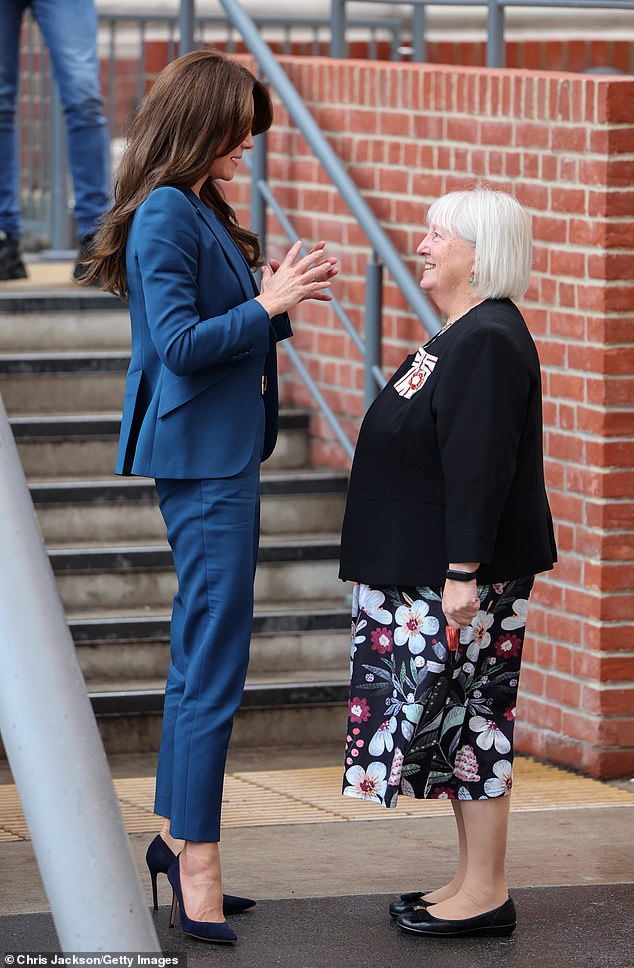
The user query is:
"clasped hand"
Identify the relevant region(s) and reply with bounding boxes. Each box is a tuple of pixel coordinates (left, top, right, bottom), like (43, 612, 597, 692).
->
(442, 579, 480, 630)
(256, 240, 338, 318)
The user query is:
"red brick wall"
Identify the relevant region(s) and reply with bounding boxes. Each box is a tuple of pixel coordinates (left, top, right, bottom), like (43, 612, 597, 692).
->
(144, 36, 634, 76)
(229, 58, 634, 780)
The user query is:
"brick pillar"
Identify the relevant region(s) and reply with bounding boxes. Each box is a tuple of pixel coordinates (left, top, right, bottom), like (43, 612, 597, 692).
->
(516, 78, 634, 777)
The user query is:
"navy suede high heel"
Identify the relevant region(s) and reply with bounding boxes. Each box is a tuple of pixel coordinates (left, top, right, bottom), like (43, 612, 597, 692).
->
(145, 835, 256, 914)
(167, 856, 237, 944)
(146, 835, 176, 911)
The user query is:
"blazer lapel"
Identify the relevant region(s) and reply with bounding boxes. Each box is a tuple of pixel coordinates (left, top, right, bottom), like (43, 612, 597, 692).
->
(183, 189, 258, 299)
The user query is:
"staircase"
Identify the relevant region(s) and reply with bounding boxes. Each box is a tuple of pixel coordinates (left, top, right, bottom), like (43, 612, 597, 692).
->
(0, 284, 351, 755)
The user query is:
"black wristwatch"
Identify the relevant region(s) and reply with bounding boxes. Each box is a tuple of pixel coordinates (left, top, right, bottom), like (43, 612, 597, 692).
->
(445, 568, 478, 582)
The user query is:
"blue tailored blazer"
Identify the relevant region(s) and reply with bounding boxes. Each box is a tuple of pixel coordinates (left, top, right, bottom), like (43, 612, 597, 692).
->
(116, 186, 292, 479)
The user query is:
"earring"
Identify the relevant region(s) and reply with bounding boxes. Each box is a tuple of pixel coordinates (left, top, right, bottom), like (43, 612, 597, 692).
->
(469, 269, 476, 287)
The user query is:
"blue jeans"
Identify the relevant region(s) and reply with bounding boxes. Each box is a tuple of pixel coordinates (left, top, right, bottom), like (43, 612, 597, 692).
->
(0, 0, 110, 238)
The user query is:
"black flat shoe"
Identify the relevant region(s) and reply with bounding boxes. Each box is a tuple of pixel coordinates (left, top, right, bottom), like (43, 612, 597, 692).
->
(397, 897, 517, 937)
(389, 891, 432, 919)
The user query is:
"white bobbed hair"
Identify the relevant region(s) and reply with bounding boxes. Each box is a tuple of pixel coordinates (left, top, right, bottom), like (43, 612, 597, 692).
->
(426, 188, 532, 299)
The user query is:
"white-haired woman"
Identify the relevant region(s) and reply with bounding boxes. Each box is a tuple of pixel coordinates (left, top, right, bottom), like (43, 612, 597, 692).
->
(339, 188, 556, 939)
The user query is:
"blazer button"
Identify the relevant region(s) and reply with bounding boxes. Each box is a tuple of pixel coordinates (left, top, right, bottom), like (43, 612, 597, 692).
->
(261, 375, 267, 395)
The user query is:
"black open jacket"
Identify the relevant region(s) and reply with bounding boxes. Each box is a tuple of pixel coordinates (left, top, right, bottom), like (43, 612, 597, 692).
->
(339, 298, 557, 588)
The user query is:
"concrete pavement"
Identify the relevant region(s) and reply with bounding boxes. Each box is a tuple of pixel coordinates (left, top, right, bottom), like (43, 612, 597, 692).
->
(1, 745, 633, 966)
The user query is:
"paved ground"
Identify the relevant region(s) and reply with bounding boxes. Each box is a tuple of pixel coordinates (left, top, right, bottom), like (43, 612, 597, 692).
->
(4, 884, 634, 968)
(1, 745, 633, 964)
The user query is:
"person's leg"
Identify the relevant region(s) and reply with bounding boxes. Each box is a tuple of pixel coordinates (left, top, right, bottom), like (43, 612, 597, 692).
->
(166, 475, 259, 841)
(154, 459, 260, 921)
(32, 0, 109, 237)
(426, 794, 511, 920)
(152, 544, 186, 829)
(422, 800, 468, 903)
(0, 0, 27, 276)
(154, 628, 187, 857)
(422, 576, 533, 918)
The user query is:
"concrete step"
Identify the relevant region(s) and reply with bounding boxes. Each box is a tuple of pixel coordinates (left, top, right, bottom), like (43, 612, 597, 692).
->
(0, 351, 128, 414)
(69, 604, 351, 681)
(12, 410, 311, 477)
(49, 537, 345, 611)
(0, 281, 352, 757)
(87, 672, 349, 754)
(30, 470, 347, 543)
(0, 293, 130, 352)
(90, 671, 349, 707)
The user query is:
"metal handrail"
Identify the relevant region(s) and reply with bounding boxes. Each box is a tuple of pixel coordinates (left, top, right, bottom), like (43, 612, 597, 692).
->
(217, 0, 440, 456)
(0, 396, 160, 951)
(246, 161, 366, 360)
(219, 0, 441, 344)
(248, 145, 384, 453)
(100, 7, 404, 64)
(245, 150, 385, 459)
(331, 0, 634, 65)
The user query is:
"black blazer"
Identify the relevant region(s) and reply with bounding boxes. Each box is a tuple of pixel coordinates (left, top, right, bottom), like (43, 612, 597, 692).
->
(339, 298, 557, 587)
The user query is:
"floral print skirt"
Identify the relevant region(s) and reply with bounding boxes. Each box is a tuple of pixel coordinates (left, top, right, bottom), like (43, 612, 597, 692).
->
(342, 576, 534, 807)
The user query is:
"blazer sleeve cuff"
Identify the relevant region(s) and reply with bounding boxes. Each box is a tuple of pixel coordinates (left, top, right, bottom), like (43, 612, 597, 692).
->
(445, 531, 495, 566)
(270, 311, 293, 342)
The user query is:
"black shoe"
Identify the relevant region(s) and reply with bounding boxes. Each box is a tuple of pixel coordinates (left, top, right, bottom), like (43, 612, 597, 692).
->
(389, 891, 432, 919)
(0, 231, 27, 280)
(73, 233, 97, 283)
(397, 897, 517, 938)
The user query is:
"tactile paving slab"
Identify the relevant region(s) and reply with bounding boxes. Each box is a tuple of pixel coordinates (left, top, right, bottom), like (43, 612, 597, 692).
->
(1, 757, 633, 841)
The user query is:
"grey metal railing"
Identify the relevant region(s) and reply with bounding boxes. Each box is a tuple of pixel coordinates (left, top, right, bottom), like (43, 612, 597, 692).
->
(18, 6, 403, 248)
(98, 7, 400, 138)
(331, 0, 634, 66)
(218, 0, 441, 454)
(20, 1, 632, 247)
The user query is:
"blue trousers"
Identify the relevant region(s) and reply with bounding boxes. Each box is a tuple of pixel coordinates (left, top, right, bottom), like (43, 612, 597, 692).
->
(154, 447, 261, 842)
(0, 0, 110, 238)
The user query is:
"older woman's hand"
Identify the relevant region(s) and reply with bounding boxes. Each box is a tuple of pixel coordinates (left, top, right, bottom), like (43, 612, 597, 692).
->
(256, 239, 338, 318)
(442, 579, 480, 629)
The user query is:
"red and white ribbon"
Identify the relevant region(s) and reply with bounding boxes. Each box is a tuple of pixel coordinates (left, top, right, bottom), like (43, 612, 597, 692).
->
(393, 346, 438, 399)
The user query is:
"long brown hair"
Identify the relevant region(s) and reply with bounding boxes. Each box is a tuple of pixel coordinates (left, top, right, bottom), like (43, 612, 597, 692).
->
(82, 50, 273, 297)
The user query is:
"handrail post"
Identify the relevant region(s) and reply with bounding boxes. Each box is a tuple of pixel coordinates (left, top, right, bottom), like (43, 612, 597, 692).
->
(330, 0, 347, 58)
(251, 128, 268, 254)
(487, 0, 505, 67)
(0, 396, 160, 952)
(49, 85, 72, 251)
(412, 3, 426, 62)
(180, 0, 195, 54)
(364, 253, 383, 411)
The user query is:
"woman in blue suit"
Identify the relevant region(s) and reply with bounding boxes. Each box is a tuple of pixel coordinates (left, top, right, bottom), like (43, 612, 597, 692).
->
(84, 50, 337, 943)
